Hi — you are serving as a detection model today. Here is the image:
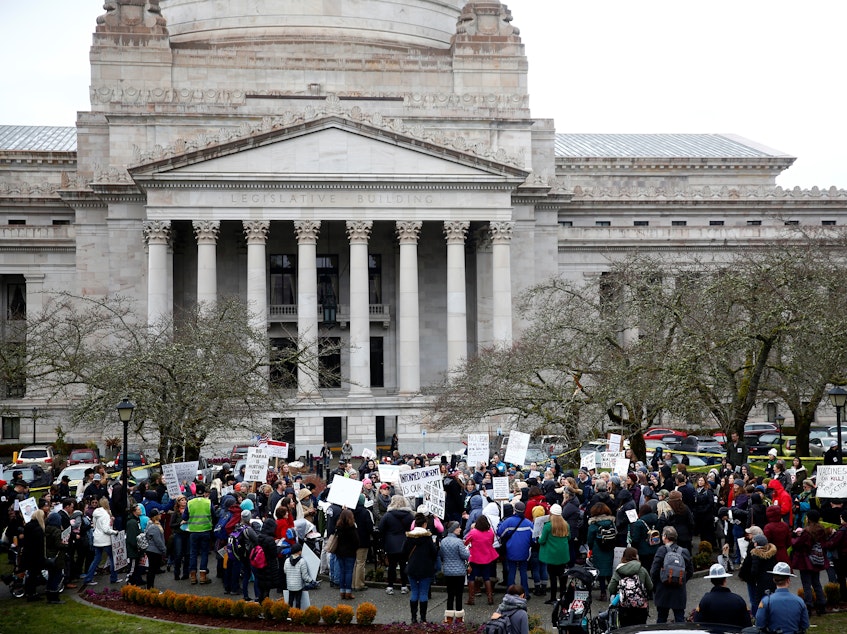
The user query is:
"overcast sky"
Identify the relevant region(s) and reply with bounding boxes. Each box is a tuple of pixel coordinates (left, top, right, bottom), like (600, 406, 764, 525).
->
(2, 0, 845, 189)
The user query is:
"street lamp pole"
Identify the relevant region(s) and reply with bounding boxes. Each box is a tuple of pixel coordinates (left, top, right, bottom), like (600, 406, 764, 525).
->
(828, 387, 847, 465)
(775, 414, 785, 445)
(31, 407, 38, 444)
(116, 397, 136, 525)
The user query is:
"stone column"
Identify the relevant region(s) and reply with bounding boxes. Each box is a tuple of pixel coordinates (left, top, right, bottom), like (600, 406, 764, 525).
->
(193, 220, 220, 309)
(444, 221, 469, 379)
(396, 221, 422, 395)
(143, 220, 171, 326)
(294, 220, 321, 396)
(474, 227, 494, 348)
(346, 220, 373, 395)
(243, 221, 270, 331)
(490, 221, 513, 345)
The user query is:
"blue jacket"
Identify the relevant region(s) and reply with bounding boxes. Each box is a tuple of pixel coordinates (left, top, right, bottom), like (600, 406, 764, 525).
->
(756, 587, 809, 634)
(497, 513, 533, 561)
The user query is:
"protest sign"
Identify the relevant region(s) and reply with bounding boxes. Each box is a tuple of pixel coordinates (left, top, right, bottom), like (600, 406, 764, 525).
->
(111, 531, 128, 570)
(600, 452, 620, 470)
(815, 465, 847, 499)
(61, 526, 72, 545)
(614, 456, 630, 476)
(362, 448, 377, 460)
(424, 479, 446, 518)
(492, 476, 510, 500)
(580, 452, 597, 471)
(326, 476, 363, 508)
(259, 439, 289, 459)
(244, 446, 271, 483)
(378, 464, 401, 484)
(607, 433, 622, 454)
(467, 433, 490, 467)
(504, 430, 531, 466)
(161, 460, 199, 499)
(625, 509, 638, 523)
(161, 463, 181, 499)
(19, 496, 37, 524)
(399, 465, 441, 498)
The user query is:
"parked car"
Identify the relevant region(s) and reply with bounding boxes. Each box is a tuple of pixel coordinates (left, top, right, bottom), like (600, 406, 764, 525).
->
(54, 463, 97, 495)
(15, 464, 53, 489)
(743, 422, 779, 436)
(68, 447, 100, 465)
(229, 443, 254, 463)
(643, 427, 687, 441)
(113, 449, 149, 470)
(808, 437, 847, 457)
(15, 445, 57, 466)
(781, 435, 796, 457)
(746, 433, 781, 456)
(713, 431, 727, 445)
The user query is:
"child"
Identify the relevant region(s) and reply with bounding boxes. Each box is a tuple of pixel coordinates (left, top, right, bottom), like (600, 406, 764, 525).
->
(283, 543, 313, 608)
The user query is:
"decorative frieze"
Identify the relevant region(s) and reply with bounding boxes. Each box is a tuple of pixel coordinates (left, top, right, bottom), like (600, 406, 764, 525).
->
(242, 220, 269, 245)
(396, 221, 422, 245)
(92, 165, 134, 185)
(192, 220, 220, 244)
(443, 221, 470, 244)
(345, 220, 373, 244)
(293, 220, 321, 245)
(142, 220, 171, 245)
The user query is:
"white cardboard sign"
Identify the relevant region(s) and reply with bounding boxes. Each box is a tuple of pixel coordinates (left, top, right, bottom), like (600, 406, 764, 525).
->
(580, 452, 597, 471)
(504, 430, 531, 466)
(467, 434, 490, 467)
(161, 461, 199, 499)
(362, 448, 377, 460)
(600, 451, 624, 470)
(607, 433, 622, 454)
(399, 465, 441, 498)
(244, 446, 271, 483)
(326, 476, 363, 509)
(815, 465, 847, 498)
(492, 476, 510, 500)
(378, 464, 401, 484)
(19, 496, 37, 524)
(614, 457, 631, 476)
(423, 479, 446, 519)
(259, 440, 289, 459)
(111, 530, 128, 570)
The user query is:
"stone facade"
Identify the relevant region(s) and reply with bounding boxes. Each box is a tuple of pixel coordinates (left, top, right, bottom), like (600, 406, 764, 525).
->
(0, 1, 845, 455)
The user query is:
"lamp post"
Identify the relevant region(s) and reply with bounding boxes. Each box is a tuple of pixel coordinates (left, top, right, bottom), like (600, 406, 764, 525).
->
(828, 386, 847, 464)
(116, 397, 136, 524)
(31, 407, 38, 444)
(775, 414, 785, 445)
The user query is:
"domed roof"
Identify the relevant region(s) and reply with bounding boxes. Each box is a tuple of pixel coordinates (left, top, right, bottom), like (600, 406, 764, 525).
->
(160, 0, 465, 50)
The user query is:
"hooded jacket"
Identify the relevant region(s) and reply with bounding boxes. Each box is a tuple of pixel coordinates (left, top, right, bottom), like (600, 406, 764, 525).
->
(403, 526, 437, 578)
(463, 494, 485, 536)
(608, 558, 653, 598)
(763, 504, 791, 564)
(495, 593, 529, 634)
(766, 479, 793, 525)
(746, 542, 777, 601)
(378, 507, 414, 555)
(253, 518, 280, 589)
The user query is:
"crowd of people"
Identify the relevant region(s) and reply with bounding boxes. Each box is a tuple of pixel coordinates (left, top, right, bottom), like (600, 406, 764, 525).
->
(0, 432, 844, 634)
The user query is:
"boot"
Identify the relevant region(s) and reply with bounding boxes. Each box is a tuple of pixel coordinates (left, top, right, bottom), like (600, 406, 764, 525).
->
(443, 610, 455, 624)
(419, 601, 428, 623)
(599, 591, 607, 602)
(189, 570, 197, 585)
(467, 581, 476, 605)
(454, 610, 465, 623)
(485, 580, 494, 605)
(199, 570, 211, 585)
(410, 600, 418, 624)
(46, 591, 62, 605)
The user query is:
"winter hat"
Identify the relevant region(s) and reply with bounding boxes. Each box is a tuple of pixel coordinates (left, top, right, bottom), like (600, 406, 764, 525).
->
(532, 506, 546, 519)
(502, 503, 514, 518)
(446, 521, 461, 534)
(745, 525, 763, 537)
(768, 448, 778, 457)
(550, 504, 563, 516)
(753, 534, 768, 547)
(733, 479, 745, 488)
(513, 501, 526, 515)
(241, 509, 252, 521)
(240, 498, 255, 511)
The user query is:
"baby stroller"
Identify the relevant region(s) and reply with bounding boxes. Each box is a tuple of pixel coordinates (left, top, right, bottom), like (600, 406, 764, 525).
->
(552, 566, 597, 634)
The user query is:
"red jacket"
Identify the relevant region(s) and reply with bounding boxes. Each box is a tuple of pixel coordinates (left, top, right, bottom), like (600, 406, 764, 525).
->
(525, 495, 550, 521)
(766, 479, 792, 526)
(763, 505, 791, 564)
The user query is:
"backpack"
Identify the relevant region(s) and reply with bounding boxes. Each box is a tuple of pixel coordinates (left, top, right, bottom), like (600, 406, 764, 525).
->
(213, 509, 232, 541)
(618, 574, 648, 608)
(249, 544, 267, 569)
(809, 541, 826, 568)
(659, 544, 686, 585)
(227, 524, 254, 563)
(645, 521, 661, 547)
(597, 523, 617, 550)
(482, 612, 517, 634)
(135, 531, 149, 551)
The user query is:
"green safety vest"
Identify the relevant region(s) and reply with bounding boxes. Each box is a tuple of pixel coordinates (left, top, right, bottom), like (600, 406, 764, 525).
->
(187, 496, 213, 533)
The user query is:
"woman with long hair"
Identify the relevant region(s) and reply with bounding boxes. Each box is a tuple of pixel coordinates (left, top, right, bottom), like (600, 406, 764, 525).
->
(334, 508, 360, 600)
(587, 502, 614, 601)
(82, 497, 119, 586)
(22, 509, 47, 601)
(539, 504, 570, 605)
(692, 476, 717, 547)
(657, 490, 696, 553)
(379, 495, 414, 595)
(465, 514, 499, 605)
(169, 495, 189, 580)
(608, 546, 653, 626)
(792, 509, 828, 615)
(144, 508, 167, 589)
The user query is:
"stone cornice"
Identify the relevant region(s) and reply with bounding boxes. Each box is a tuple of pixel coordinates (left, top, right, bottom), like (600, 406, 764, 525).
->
(129, 95, 526, 170)
(557, 156, 795, 171)
(569, 184, 847, 201)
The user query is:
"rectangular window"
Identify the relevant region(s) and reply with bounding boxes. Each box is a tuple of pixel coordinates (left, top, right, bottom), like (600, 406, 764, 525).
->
(709, 220, 725, 226)
(558, 221, 573, 227)
(822, 220, 837, 226)
(52, 220, 70, 226)
(784, 220, 799, 226)
(269, 337, 298, 389)
(376, 416, 386, 446)
(633, 221, 649, 227)
(319, 337, 342, 388)
(7, 283, 26, 320)
(747, 220, 762, 226)
(595, 221, 611, 227)
(317, 255, 339, 314)
(368, 254, 382, 304)
(671, 221, 687, 227)
(8, 219, 25, 225)
(323, 417, 343, 446)
(269, 255, 297, 305)
(1, 417, 20, 440)
(370, 336, 384, 388)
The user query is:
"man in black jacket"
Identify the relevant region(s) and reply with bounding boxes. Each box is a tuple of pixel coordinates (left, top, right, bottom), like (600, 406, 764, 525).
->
(694, 563, 751, 627)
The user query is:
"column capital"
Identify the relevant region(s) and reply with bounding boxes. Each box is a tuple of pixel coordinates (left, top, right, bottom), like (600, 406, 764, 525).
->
(294, 220, 321, 245)
(243, 220, 270, 245)
(192, 220, 220, 244)
(143, 220, 171, 245)
(443, 220, 470, 245)
(396, 220, 422, 244)
(489, 221, 514, 244)
(346, 220, 373, 244)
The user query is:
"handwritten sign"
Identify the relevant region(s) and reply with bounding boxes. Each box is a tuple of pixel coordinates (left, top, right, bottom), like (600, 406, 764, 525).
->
(378, 464, 401, 484)
(504, 430, 531, 466)
(580, 452, 597, 471)
(607, 433, 622, 454)
(815, 465, 847, 499)
(614, 457, 631, 476)
(61, 526, 72, 544)
(111, 530, 128, 570)
(423, 479, 446, 519)
(467, 434, 490, 467)
(625, 509, 638, 523)
(399, 465, 441, 498)
(492, 476, 510, 500)
(161, 461, 199, 499)
(244, 446, 271, 483)
(361, 448, 377, 460)
(326, 476, 363, 509)
(600, 452, 625, 470)
(259, 439, 289, 459)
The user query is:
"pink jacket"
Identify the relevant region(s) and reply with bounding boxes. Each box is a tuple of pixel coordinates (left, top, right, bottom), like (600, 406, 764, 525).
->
(464, 527, 498, 564)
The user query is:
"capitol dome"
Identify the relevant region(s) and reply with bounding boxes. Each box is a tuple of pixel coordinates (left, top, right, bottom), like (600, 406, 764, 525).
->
(159, 0, 465, 50)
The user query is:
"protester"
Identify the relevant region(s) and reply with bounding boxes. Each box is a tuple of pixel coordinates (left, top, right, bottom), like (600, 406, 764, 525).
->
(490, 584, 529, 634)
(82, 497, 119, 587)
(649, 526, 693, 623)
(608, 546, 653, 626)
(738, 533, 777, 611)
(379, 495, 414, 596)
(403, 513, 437, 623)
(333, 508, 359, 600)
(586, 502, 615, 601)
(465, 514, 499, 606)
(283, 543, 314, 609)
(791, 509, 828, 615)
(144, 508, 166, 590)
(540, 503, 571, 605)
(497, 502, 533, 593)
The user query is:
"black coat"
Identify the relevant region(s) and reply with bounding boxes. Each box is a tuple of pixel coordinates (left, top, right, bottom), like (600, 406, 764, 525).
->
(254, 519, 279, 590)
(649, 543, 693, 610)
(22, 519, 45, 570)
(379, 508, 414, 555)
(403, 529, 437, 579)
(694, 586, 751, 627)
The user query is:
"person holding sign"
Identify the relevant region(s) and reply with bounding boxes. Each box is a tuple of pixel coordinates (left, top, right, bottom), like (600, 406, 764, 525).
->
(81, 497, 120, 587)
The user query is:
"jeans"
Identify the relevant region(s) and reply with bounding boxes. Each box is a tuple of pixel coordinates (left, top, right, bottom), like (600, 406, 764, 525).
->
(656, 607, 685, 623)
(468, 561, 492, 581)
(189, 531, 210, 572)
(408, 576, 432, 602)
(83, 545, 117, 584)
(800, 569, 826, 607)
(172, 532, 189, 578)
(337, 556, 355, 593)
(507, 560, 529, 592)
(530, 549, 548, 586)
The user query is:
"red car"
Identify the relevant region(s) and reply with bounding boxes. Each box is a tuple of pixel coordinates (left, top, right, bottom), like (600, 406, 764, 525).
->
(68, 448, 100, 465)
(643, 427, 688, 441)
